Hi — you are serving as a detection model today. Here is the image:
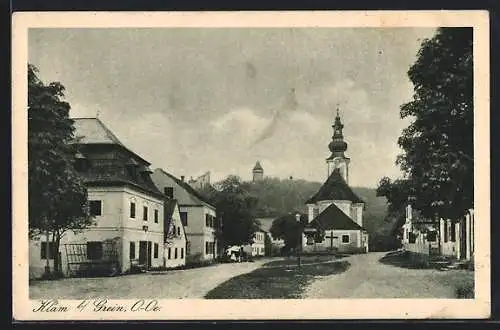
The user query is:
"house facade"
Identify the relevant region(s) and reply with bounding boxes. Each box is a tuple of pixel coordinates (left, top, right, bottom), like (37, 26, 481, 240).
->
(401, 204, 475, 261)
(29, 118, 166, 279)
(243, 229, 266, 257)
(303, 110, 369, 254)
(151, 169, 219, 262)
(163, 199, 187, 268)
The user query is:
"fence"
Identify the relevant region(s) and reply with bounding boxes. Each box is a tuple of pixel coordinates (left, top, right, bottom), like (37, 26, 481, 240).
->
(63, 241, 120, 277)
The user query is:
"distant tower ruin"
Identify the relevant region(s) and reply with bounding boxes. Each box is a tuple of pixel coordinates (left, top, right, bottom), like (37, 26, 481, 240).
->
(252, 161, 264, 182)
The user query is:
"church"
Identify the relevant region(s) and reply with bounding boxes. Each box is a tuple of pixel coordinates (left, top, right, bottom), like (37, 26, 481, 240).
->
(303, 110, 369, 254)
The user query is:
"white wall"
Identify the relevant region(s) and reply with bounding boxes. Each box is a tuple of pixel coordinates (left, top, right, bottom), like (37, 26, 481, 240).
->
(303, 229, 361, 253)
(29, 186, 165, 278)
(180, 205, 218, 261)
(164, 203, 187, 268)
(332, 200, 352, 217)
(351, 203, 364, 227)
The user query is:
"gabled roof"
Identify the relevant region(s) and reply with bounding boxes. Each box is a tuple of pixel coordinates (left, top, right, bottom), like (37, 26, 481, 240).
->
(305, 169, 364, 204)
(164, 199, 180, 231)
(73, 117, 150, 164)
(152, 168, 215, 209)
(307, 202, 364, 231)
(72, 118, 163, 197)
(73, 117, 125, 146)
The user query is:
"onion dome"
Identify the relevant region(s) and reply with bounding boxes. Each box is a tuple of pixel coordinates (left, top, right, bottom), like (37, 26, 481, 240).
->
(328, 109, 348, 157)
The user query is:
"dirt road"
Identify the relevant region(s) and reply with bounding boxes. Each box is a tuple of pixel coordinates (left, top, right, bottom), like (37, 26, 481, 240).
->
(30, 259, 272, 299)
(303, 252, 473, 298)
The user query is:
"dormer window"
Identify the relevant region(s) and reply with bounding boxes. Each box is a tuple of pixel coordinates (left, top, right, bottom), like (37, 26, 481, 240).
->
(126, 158, 139, 178)
(74, 152, 89, 172)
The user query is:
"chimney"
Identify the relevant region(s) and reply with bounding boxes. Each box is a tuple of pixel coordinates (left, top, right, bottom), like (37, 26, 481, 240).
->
(181, 175, 185, 182)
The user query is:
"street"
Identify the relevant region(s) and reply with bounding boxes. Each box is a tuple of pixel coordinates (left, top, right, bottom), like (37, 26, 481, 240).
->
(303, 252, 474, 298)
(30, 259, 272, 299)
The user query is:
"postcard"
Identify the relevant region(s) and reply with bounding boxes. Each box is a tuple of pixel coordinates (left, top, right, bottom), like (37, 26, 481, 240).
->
(12, 10, 490, 320)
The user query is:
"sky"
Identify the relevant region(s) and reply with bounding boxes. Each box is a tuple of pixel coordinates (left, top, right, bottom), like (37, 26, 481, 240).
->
(28, 27, 437, 188)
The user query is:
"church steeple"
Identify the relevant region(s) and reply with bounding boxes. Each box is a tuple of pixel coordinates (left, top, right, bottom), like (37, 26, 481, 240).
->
(328, 109, 348, 158)
(326, 108, 350, 183)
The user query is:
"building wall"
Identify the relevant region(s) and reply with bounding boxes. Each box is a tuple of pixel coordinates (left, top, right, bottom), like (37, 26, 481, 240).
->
(302, 229, 362, 253)
(163, 203, 187, 268)
(351, 203, 364, 227)
(29, 186, 165, 279)
(243, 231, 266, 256)
(180, 205, 218, 261)
(29, 238, 55, 279)
(332, 200, 352, 218)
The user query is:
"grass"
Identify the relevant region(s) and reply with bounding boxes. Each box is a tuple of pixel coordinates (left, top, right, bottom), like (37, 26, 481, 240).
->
(263, 254, 342, 268)
(379, 250, 455, 270)
(456, 282, 475, 299)
(379, 250, 475, 299)
(204, 259, 350, 299)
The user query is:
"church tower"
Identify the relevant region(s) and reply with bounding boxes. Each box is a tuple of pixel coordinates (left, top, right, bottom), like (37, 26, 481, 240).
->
(252, 161, 264, 182)
(326, 109, 350, 183)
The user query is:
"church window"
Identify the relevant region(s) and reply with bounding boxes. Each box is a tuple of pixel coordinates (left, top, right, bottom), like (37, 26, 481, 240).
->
(341, 235, 350, 243)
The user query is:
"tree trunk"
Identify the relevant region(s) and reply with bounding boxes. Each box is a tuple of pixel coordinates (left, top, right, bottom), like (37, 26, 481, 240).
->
(53, 230, 62, 277)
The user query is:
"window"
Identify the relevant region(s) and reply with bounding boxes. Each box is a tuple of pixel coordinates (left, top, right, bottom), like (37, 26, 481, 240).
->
(342, 235, 350, 243)
(174, 247, 178, 259)
(154, 243, 159, 258)
(89, 200, 102, 216)
(154, 209, 159, 223)
(205, 242, 214, 255)
(427, 231, 437, 242)
(181, 248, 184, 259)
(180, 212, 188, 226)
(444, 221, 449, 243)
(87, 241, 103, 260)
(130, 202, 136, 218)
(129, 242, 136, 259)
(168, 248, 171, 259)
(409, 232, 417, 244)
(143, 206, 148, 221)
(172, 225, 176, 236)
(40, 242, 56, 260)
(206, 214, 210, 227)
(450, 223, 456, 242)
(164, 187, 174, 199)
(177, 227, 180, 236)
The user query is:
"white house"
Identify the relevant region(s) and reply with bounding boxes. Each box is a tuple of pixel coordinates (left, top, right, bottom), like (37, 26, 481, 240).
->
(29, 118, 166, 279)
(163, 199, 187, 268)
(401, 203, 475, 261)
(439, 209, 475, 261)
(242, 229, 266, 257)
(303, 110, 368, 254)
(151, 169, 219, 262)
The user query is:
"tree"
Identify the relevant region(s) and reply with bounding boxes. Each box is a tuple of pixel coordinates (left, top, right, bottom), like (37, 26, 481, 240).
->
(28, 64, 93, 275)
(204, 175, 261, 248)
(389, 28, 473, 222)
(269, 213, 307, 252)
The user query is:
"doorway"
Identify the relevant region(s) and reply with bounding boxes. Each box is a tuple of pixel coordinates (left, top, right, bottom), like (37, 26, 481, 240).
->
(139, 241, 152, 269)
